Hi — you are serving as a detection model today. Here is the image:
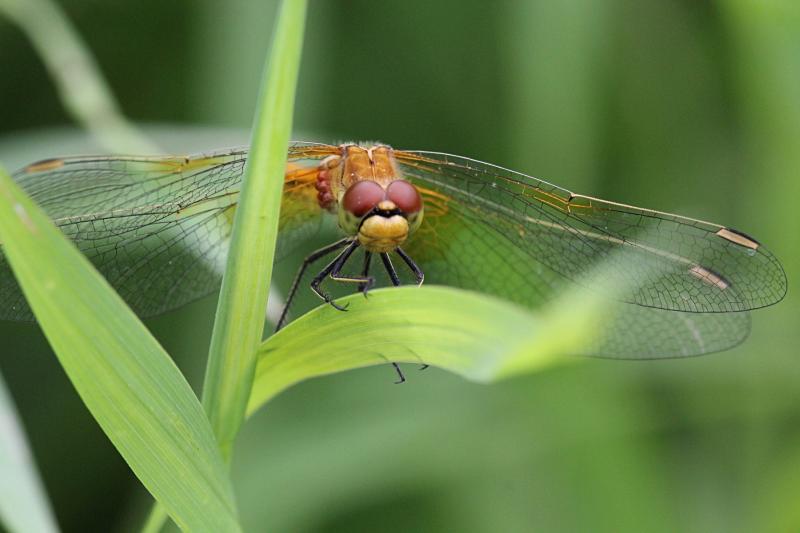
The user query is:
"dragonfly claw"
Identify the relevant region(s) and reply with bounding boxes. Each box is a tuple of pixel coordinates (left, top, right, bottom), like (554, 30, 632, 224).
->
(327, 299, 349, 312)
(360, 276, 376, 298)
(392, 362, 406, 384)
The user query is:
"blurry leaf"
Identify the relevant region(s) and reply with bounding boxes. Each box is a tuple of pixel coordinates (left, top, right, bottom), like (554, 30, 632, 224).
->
(504, 0, 610, 186)
(0, 0, 157, 152)
(0, 165, 241, 532)
(0, 371, 60, 533)
(140, 503, 169, 533)
(720, 0, 800, 243)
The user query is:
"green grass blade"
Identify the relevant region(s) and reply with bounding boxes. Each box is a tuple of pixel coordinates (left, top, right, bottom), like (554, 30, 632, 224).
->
(0, 371, 60, 533)
(246, 283, 616, 415)
(140, 501, 169, 533)
(0, 165, 241, 532)
(202, 0, 308, 458)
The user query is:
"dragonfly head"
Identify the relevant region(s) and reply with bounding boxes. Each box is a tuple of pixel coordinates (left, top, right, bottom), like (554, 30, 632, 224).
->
(339, 179, 424, 253)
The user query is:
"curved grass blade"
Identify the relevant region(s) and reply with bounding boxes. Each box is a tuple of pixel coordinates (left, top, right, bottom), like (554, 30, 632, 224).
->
(246, 244, 650, 415)
(246, 283, 618, 415)
(0, 371, 59, 533)
(0, 165, 241, 532)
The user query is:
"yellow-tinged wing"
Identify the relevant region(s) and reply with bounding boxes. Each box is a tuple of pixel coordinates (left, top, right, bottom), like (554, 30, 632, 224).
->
(0, 143, 335, 321)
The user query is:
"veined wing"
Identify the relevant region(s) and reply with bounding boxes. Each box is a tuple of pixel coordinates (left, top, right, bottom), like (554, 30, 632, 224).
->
(584, 304, 752, 359)
(396, 150, 786, 313)
(0, 143, 336, 321)
(395, 150, 785, 358)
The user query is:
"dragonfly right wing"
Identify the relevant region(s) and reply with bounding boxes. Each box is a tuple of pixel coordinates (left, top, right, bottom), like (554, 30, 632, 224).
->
(0, 144, 332, 321)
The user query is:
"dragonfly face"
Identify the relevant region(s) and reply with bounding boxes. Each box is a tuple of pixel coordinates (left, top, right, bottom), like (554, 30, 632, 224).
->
(320, 145, 424, 253)
(0, 141, 787, 361)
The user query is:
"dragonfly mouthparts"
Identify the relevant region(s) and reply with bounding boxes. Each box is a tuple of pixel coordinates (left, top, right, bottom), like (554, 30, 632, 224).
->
(362, 205, 402, 222)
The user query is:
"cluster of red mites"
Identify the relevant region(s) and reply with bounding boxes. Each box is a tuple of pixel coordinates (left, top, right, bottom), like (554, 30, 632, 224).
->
(315, 163, 335, 210)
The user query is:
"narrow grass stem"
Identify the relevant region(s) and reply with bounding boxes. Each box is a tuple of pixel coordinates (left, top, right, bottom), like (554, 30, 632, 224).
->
(201, 0, 308, 460)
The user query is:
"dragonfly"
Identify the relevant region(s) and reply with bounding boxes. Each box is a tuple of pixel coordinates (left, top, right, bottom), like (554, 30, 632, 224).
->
(0, 142, 787, 364)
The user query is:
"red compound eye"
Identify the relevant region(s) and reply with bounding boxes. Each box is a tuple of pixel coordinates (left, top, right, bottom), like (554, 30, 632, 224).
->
(386, 180, 422, 214)
(342, 180, 385, 217)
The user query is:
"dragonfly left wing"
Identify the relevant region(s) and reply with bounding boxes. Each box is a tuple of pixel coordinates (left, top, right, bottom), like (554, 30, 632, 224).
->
(396, 150, 786, 314)
(394, 150, 784, 358)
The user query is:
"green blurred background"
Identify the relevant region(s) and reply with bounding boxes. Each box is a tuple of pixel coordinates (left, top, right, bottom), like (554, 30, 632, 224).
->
(1, 1, 798, 531)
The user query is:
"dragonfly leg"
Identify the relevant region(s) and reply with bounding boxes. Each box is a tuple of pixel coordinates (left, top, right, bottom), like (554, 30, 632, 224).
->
(392, 362, 406, 384)
(382, 252, 427, 374)
(358, 251, 373, 294)
(310, 240, 359, 313)
(328, 241, 375, 293)
(276, 237, 351, 331)
(380, 252, 401, 286)
(394, 249, 427, 369)
(396, 247, 424, 285)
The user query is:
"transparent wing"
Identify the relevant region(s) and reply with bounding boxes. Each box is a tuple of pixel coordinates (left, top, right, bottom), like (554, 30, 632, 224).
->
(586, 304, 751, 359)
(397, 150, 786, 313)
(395, 150, 785, 358)
(0, 143, 335, 321)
